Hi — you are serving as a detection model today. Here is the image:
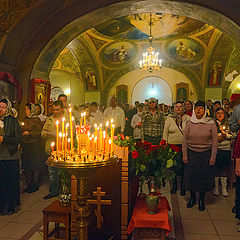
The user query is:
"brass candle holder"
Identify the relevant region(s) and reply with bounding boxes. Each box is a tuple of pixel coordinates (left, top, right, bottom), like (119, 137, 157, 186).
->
(47, 152, 118, 240)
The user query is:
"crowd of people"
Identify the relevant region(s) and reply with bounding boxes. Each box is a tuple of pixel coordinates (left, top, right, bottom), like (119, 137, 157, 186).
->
(0, 94, 239, 232)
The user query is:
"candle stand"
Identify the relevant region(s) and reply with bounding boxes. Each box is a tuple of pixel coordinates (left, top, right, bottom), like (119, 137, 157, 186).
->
(47, 154, 118, 240)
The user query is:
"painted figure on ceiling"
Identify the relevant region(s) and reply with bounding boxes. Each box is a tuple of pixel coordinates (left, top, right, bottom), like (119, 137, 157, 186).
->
(176, 41, 196, 60)
(209, 62, 222, 87)
(112, 45, 127, 62)
(85, 68, 97, 90)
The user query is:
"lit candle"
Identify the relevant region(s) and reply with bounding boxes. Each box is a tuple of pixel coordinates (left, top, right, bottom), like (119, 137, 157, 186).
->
(80, 113, 83, 127)
(21, 122, 24, 126)
(108, 139, 111, 156)
(106, 121, 109, 136)
(94, 123, 98, 138)
(99, 124, 103, 152)
(86, 132, 90, 153)
(94, 136, 97, 156)
(62, 133, 65, 153)
(59, 132, 62, 151)
(69, 108, 74, 151)
(65, 123, 69, 153)
(56, 120, 59, 154)
(78, 133, 81, 154)
(51, 142, 55, 153)
(62, 118, 65, 151)
(111, 124, 115, 154)
(103, 130, 106, 154)
(83, 112, 86, 126)
(68, 138, 70, 151)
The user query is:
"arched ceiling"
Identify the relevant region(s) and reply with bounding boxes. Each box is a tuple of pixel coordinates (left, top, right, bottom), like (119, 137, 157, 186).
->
(51, 12, 239, 101)
(0, 0, 240, 106)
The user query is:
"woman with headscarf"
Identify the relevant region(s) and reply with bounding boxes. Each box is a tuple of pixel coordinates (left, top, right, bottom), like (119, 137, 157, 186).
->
(21, 103, 42, 193)
(213, 107, 232, 197)
(35, 104, 47, 123)
(163, 101, 190, 196)
(182, 100, 218, 211)
(0, 98, 21, 215)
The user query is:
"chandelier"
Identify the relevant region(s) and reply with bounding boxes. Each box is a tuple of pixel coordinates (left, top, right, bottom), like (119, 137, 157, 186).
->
(139, 13, 162, 73)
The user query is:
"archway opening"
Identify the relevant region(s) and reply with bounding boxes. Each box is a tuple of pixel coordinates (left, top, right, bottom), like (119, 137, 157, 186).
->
(132, 76, 172, 105)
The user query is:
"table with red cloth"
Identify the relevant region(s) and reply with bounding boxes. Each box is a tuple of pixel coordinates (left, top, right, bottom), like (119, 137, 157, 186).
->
(127, 196, 172, 240)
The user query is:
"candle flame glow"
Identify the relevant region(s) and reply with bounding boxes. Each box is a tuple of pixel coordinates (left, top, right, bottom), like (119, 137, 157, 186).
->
(56, 120, 59, 125)
(51, 142, 55, 147)
(111, 119, 114, 123)
(106, 121, 109, 127)
(62, 117, 65, 122)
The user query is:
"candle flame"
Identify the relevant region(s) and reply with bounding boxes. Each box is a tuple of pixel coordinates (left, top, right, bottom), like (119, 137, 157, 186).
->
(63, 133, 65, 137)
(72, 117, 74, 121)
(109, 139, 112, 144)
(88, 132, 90, 137)
(112, 124, 115, 128)
(68, 138, 70, 142)
(111, 119, 114, 123)
(51, 142, 55, 147)
(66, 123, 69, 128)
(56, 120, 59, 125)
(83, 112, 86, 116)
(59, 132, 62, 137)
(21, 122, 24, 126)
(94, 123, 98, 128)
(69, 107, 72, 112)
(100, 123, 102, 128)
(94, 136, 97, 141)
(106, 121, 109, 127)
(62, 117, 65, 122)
(103, 131, 106, 138)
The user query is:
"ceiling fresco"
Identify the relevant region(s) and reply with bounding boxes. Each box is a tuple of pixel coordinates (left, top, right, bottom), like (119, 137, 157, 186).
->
(52, 12, 239, 99)
(94, 13, 205, 40)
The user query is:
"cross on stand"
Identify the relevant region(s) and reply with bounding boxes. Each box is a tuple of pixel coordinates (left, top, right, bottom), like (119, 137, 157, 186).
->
(87, 187, 112, 229)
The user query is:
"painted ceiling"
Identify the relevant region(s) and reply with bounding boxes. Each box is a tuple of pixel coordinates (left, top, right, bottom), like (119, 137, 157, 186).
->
(52, 13, 239, 98)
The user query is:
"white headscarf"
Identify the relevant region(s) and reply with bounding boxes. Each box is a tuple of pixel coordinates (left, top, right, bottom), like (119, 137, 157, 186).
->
(37, 104, 47, 121)
(190, 106, 215, 124)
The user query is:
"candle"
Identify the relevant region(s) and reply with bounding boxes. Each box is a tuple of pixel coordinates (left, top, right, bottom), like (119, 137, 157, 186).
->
(94, 123, 98, 137)
(80, 113, 83, 127)
(51, 142, 55, 153)
(86, 132, 90, 153)
(106, 121, 109, 136)
(103, 130, 106, 154)
(56, 120, 59, 154)
(68, 138, 70, 151)
(21, 122, 24, 126)
(62, 118, 65, 151)
(78, 133, 81, 154)
(99, 124, 103, 152)
(111, 124, 115, 154)
(83, 112, 86, 126)
(108, 139, 111, 156)
(65, 123, 69, 153)
(59, 132, 62, 151)
(69, 108, 74, 151)
(62, 133, 65, 154)
(94, 136, 97, 156)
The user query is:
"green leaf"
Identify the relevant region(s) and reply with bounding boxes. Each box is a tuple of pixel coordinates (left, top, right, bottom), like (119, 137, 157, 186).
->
(140, 164, 146, 172)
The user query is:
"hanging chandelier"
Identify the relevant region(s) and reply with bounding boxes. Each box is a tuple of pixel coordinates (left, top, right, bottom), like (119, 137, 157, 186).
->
(139, 13, 162, 73)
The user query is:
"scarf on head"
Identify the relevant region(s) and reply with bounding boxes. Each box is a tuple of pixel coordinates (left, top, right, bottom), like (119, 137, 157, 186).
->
(0, 98, 12, 121)
(27, 103, 37, 118)
(190, 106, 215, 124)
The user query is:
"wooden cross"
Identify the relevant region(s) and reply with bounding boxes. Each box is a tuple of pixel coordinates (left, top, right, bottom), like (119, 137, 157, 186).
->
(87, 187, 112, 229)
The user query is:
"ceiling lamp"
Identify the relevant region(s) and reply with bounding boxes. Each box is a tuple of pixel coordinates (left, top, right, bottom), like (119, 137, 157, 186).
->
(139, 13, 162, 73)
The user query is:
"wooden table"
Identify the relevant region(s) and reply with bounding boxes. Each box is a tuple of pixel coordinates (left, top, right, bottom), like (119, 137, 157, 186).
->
(127, 196, 172, 240)
(42, 200, 71, 240)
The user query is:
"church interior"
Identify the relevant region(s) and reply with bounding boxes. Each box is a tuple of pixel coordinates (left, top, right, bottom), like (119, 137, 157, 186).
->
(1, 0, 240, 240)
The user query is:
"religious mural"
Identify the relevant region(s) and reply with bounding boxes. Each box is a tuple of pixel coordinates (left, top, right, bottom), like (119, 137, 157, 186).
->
(167, 38, 203, 63)
(101, 41, 136, 67)
(84, 67, 98, 90)
(94, 13, 205, 40)
(208, 62, 222, 87)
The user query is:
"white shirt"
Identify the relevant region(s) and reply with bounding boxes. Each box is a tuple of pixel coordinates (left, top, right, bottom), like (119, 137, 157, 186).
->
(89, 110, 103, 132)
(103, 106, 126, 132)
(131, 113, 142, 139)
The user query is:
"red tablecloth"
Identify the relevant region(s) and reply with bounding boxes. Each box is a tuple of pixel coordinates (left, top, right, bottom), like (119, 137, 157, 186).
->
(127, 196, 172, 235)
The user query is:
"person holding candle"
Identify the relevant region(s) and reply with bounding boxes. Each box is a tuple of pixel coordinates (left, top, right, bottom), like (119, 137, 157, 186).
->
(103, 97, 125, 135)
(212, 107, 233, 197)
(41, 100, 64, 199)
(0, 98, 21, 215)
(21, 103, 42, 194)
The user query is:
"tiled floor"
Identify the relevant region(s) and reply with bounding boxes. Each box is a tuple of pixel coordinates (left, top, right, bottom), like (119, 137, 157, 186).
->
(0, 183, 239, 239)
(176, 188, 240, 240)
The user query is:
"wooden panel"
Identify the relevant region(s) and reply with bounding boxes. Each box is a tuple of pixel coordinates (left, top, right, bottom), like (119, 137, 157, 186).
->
(121, 182, 128, 203)
(121, 203, 128, 225)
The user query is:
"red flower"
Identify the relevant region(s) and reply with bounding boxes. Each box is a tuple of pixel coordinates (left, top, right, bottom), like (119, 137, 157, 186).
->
(120, 134, 125, 140)
(132, 150, 139, 159)
(150, 144, 159, 152)
(159, 139, 166, 146)
(170, 144, 182, 153)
